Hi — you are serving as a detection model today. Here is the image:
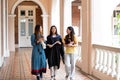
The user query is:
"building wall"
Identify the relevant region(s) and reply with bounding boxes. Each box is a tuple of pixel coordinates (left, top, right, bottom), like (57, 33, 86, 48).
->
(8, 0, 51, 15)
(91, 0, 120, 46)
(72, 6, 80, 27)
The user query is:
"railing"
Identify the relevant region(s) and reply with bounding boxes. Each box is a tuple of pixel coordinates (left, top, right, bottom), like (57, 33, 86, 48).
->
(92, 44, 120, 80)
(76, 42, 82, 68)
(76, 43, 120, 80)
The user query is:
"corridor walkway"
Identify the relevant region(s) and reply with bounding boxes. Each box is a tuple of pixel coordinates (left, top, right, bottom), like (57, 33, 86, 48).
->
(0, 48, 91, 80)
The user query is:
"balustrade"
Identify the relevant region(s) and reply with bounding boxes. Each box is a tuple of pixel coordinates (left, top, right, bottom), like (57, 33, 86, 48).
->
(93, 44, 120, 80)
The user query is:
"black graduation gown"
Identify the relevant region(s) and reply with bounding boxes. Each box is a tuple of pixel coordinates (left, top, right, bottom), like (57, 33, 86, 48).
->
(45, 35, 64, 69)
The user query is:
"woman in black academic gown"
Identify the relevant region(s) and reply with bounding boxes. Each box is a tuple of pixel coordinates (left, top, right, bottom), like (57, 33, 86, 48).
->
(46, 25, 64, 80)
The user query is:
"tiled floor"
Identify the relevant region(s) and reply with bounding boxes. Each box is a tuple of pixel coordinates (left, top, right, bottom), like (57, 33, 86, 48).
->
(0, 48, 91, 80)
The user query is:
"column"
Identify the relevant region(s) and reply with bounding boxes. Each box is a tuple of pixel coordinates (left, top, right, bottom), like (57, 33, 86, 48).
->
(111, 52, 116, 77)
(63, 0, 72, 35)
(8, 14, 16, 51)
(107, 52, 112, 75)
(0, 0, 2, 58)
(78, 6, 82, 38)
(60, 0, 64, 37)
(5, 0, 9, 57)
(81, 0, 91, 73)
(3, 0, 7, 57)
(51, 0, 60, 34)
(41, 14, 49, 40)
(0, 0, 4, 67)
(116, 54, 120, 80)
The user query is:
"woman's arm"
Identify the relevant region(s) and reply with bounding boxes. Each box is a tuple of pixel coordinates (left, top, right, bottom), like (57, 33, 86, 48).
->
(70, 35, 78, 47)
(31, 34, 36, 46)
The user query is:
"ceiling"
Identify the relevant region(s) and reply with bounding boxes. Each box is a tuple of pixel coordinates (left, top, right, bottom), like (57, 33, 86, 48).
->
(72, 0, 81, 6)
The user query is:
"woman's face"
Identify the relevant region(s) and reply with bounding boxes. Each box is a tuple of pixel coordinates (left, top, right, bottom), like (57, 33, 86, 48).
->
(66, 28, 71, 34)
(39, 26, 43, 33)
(51, 27, 56, 34)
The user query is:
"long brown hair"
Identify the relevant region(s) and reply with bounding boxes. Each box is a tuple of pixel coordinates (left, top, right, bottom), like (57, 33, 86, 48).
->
(65, 26, 75, 44)
(34, 24, 42, 40)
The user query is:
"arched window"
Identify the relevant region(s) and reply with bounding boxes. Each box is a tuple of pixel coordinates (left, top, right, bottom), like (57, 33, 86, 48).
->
(112, 3, 120, 46)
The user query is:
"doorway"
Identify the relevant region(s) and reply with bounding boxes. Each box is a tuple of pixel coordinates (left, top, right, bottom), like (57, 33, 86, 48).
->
(18, 6, 36, 47)
(14, 1, 43, 48)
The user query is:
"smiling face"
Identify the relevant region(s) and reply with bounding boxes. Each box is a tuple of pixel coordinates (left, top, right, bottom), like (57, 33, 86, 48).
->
(51, 26, 57, 34)
(66, 28, 71, 34)
(39, 26, 43, 34)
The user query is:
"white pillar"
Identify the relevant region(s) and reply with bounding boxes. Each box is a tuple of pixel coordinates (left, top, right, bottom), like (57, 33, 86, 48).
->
(95, 49, 100, 70)
(41, 14, 49, 40)
(78, 6, 82, 37)
(116, 53, 120, 80)
(8, 15, 16, 51)
(0, 0, 2, 58)
(107, 52, 112, 75)
(51, 0, 60, 34)
(0, 0, 4, 67)
(102, 51, 108, 73)
(4, 0, 9, 57)
(63, 0, 72, 35)
(81, 0, 91, 73)
(99, 50, 104, 71)
(3, 0, 8, 57)
(60, 0, 64, 37)
(111, 52, 116, 77)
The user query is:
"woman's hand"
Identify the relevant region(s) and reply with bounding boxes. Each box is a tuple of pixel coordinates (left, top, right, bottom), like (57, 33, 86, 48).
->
(55, 41, 61, 45)
(67, 41, 74, 47)
(67, 43, 73, 47)
(37, 38, 43, 43)
(47, 44, 53, 48)
(47, 41, 61, 48)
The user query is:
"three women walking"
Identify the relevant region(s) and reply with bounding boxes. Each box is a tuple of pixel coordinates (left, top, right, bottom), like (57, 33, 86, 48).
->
(31, 25, 78, 80)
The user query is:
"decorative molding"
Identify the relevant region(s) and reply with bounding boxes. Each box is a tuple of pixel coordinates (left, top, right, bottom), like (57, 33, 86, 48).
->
(11, 0, 47, 15)
(8, 14, 16, 17)
(41, 14, 49, 17)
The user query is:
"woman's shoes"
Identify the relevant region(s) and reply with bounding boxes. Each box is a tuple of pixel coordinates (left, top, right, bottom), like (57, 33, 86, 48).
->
(50, 75, 56, 80)
(65, 75, 70, 80)
(36, 73, 43, 80)
(65, 75, 69, 78)
(36, 76, 40, 80)
(40, 72, 43, 78)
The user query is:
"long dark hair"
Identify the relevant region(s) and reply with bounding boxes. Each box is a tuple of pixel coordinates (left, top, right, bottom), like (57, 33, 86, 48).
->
(49, 25, 58, 36)
(34, 24, 42, 40)
(65, 26, 75, 44)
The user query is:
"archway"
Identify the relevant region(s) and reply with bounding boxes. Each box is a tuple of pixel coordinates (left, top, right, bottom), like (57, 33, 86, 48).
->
(11, 0, 47, 15)
(9, 0, 48, 50)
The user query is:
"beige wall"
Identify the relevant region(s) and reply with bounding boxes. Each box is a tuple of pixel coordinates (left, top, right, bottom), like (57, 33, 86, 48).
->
(72, 6, 80, 27)
(8, 0, 51, 15)
(81, 0, 91, 73)
(8, 0, 16, 14)
(8, 15, 15, 51)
